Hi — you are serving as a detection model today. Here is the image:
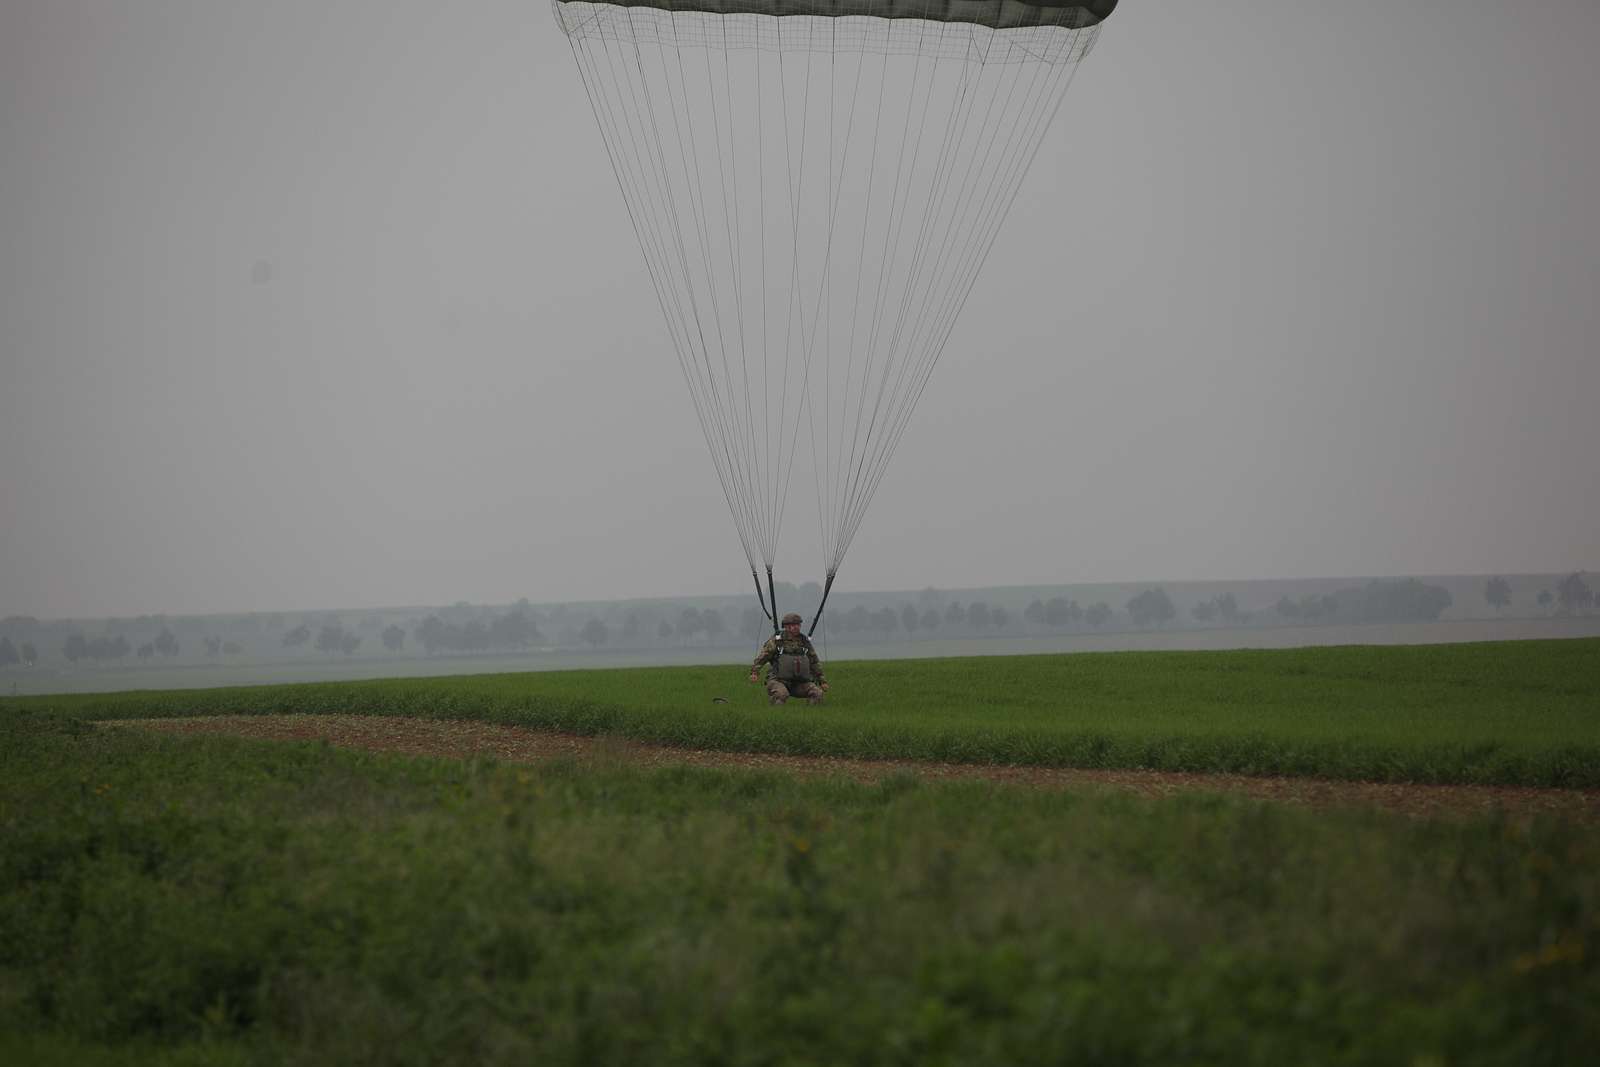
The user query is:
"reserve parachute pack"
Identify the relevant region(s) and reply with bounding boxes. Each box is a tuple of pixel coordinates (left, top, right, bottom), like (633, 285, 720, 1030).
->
(775, 652, 814, 683)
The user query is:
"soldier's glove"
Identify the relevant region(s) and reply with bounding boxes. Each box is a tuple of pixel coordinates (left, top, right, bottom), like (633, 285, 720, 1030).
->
(747, 671, 760, 683)
(821, 683, 830, 692)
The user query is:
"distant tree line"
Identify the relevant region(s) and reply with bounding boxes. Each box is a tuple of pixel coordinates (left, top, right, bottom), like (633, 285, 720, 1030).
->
(415, 610, 543, 655)
(5, 572, 1594, 672)
(1275, 579, 1453, 624)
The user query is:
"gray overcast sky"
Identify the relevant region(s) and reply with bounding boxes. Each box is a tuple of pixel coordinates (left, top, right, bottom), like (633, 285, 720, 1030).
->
(2, 0, 1596, 620)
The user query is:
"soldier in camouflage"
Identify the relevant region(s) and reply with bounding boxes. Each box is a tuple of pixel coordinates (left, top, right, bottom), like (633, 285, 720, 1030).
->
(749, 612, 829, 706)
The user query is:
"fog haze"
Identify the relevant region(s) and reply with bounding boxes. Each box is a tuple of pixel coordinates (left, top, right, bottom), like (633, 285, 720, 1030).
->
(3, 0, 1596, 620)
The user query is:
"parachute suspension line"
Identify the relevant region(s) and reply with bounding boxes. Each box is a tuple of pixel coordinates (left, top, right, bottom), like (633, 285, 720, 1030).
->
(834, 36, 1087, 564)
(808, 33, 834, 594)
(921, 53, 1087, 397)
(845, 39, 1033, 523)
(771, 24, 804, 563)
(835, 59, 1045, 557)
(710, 19, 763, 581)
(833, 18, 977, 574)
(831, 17, 942, 573)
(568, 22, 760, 575)
(556, 4, 1110, 615)
(834, 29, 1086, 566)
(755, 35, 773, 567)
(831, 16, 898, 573)
(665, 13, 770, 577)
(613, 12, 764, 572)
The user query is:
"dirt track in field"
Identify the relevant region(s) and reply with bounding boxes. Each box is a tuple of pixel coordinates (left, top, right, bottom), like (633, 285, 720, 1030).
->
(108, 715, 1600, 823)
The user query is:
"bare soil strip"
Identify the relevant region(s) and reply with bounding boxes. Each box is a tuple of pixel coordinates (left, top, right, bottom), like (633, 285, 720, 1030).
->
(109, 715, 1600, 822)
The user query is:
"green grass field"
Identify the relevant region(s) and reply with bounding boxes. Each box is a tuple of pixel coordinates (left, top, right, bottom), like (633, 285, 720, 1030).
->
(3, 640, 1597, 1064)
(17, 638, 1600, 786)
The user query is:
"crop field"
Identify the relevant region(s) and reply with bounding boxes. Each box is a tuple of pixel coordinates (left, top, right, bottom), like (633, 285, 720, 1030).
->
(19, 638, 1600, 786)
(3, 639, 1597, 1064)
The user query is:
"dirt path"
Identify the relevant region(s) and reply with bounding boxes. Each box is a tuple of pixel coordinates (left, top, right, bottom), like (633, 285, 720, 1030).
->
(109, 714, 1600, 822)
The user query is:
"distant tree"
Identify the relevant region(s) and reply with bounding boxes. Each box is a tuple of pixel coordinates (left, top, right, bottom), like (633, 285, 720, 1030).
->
(1084, 602, 1113, 628)
(416, 615, 450, 654)
(740, 608, 768, 640)
(944, 602, 966, 628)
(874, 607, 900, 636)
(222, 641, 243, 655)
(1023, 599, 1046, 626)
(20, 643, 37, 667)
(1536, 589, 1553, 609)
(703, 610, 726, 643)
(282, 625, 311, 649)
(137, 643, 155, 661)
(63, 633, 87, 663)
(990, 606, 1009, 630)
(1192, 599, 1218, 622)
(1484, 576, 1512, 612)
(1126, 588, 1176, 628)
(900, 603, 920, 636)
(920, 608, 941, 632)
(1044, 597, 1080, 627)
(968, 602, 991, 629)
(205, 637, 222, 657)
(154, 628, 179, 657)
(846, 605, 873, 635)
(94, 636, 131, 661)
(462, 621, 490, 651)
(657, 620, 674, 641)
(678, 607, 704, 643)
(1556, 572, 1594, 614)
(381, 625, 406, 652)
(621, 613, 642, 642)
(0, 637, 18, 668)
(489, 610, 540, 649)
(580, 618, 609, 647)
(1275, 595, 1300, 619)
(1216, 593, 1244, 624)
(340, 633, 361, 655)
(315, 625, 346, 654)
(1357, 579, 1452, 622)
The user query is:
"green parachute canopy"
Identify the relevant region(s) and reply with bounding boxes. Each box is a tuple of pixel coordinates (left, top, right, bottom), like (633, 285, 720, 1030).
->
(555, 0, 1118, 630)
(555, 1, 1115, 30)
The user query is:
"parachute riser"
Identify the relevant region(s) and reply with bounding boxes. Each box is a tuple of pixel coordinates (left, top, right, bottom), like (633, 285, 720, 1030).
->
(752, 570, 773, 624)
(808, 571, 837, 637)
(766, 567, 779, 637)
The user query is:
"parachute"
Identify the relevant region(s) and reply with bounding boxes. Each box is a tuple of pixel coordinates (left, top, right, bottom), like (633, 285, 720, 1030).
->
(554, 0, 1117, 631)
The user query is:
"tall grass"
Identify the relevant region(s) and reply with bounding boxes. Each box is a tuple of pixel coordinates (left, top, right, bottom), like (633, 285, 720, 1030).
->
(2, 711, 1595, 1066)
(11, 639, 1600, 786)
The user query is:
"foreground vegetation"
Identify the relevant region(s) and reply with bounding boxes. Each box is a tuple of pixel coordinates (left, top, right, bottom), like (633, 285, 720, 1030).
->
(13, 639, 1600, 787)
(2, 709, 1595, 1066)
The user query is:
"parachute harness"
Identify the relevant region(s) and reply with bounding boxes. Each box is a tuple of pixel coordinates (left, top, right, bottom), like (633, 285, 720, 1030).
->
(558, 2, 1111, 627)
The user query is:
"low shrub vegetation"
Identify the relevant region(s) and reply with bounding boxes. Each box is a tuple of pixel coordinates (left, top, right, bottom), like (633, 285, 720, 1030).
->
(2, 709, 1597, 1065)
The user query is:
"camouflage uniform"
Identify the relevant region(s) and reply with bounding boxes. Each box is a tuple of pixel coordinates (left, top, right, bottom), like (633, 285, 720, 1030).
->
(751, 631, 827, 705)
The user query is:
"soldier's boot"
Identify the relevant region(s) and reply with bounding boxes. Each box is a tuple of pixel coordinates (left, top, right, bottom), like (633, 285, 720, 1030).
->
(807, 695, 823, 706)
(769, 693, 788, 706)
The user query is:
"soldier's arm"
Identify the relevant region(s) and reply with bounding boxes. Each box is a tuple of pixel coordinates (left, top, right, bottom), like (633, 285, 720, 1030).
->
(750, 638, 776, 673)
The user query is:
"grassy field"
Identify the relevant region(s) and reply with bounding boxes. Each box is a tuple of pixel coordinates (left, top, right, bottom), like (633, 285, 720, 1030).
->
(14, 639, 1600, 786)
(3, 640, 1597, 1064)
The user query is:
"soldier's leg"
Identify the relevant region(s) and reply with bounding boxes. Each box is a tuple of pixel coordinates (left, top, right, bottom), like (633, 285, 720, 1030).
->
(765, 679, 791, 705)
(795, 682, 824, 705)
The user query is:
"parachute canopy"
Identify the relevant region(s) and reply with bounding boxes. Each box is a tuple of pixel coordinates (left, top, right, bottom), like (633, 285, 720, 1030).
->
(555, 0, 1116, 626)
